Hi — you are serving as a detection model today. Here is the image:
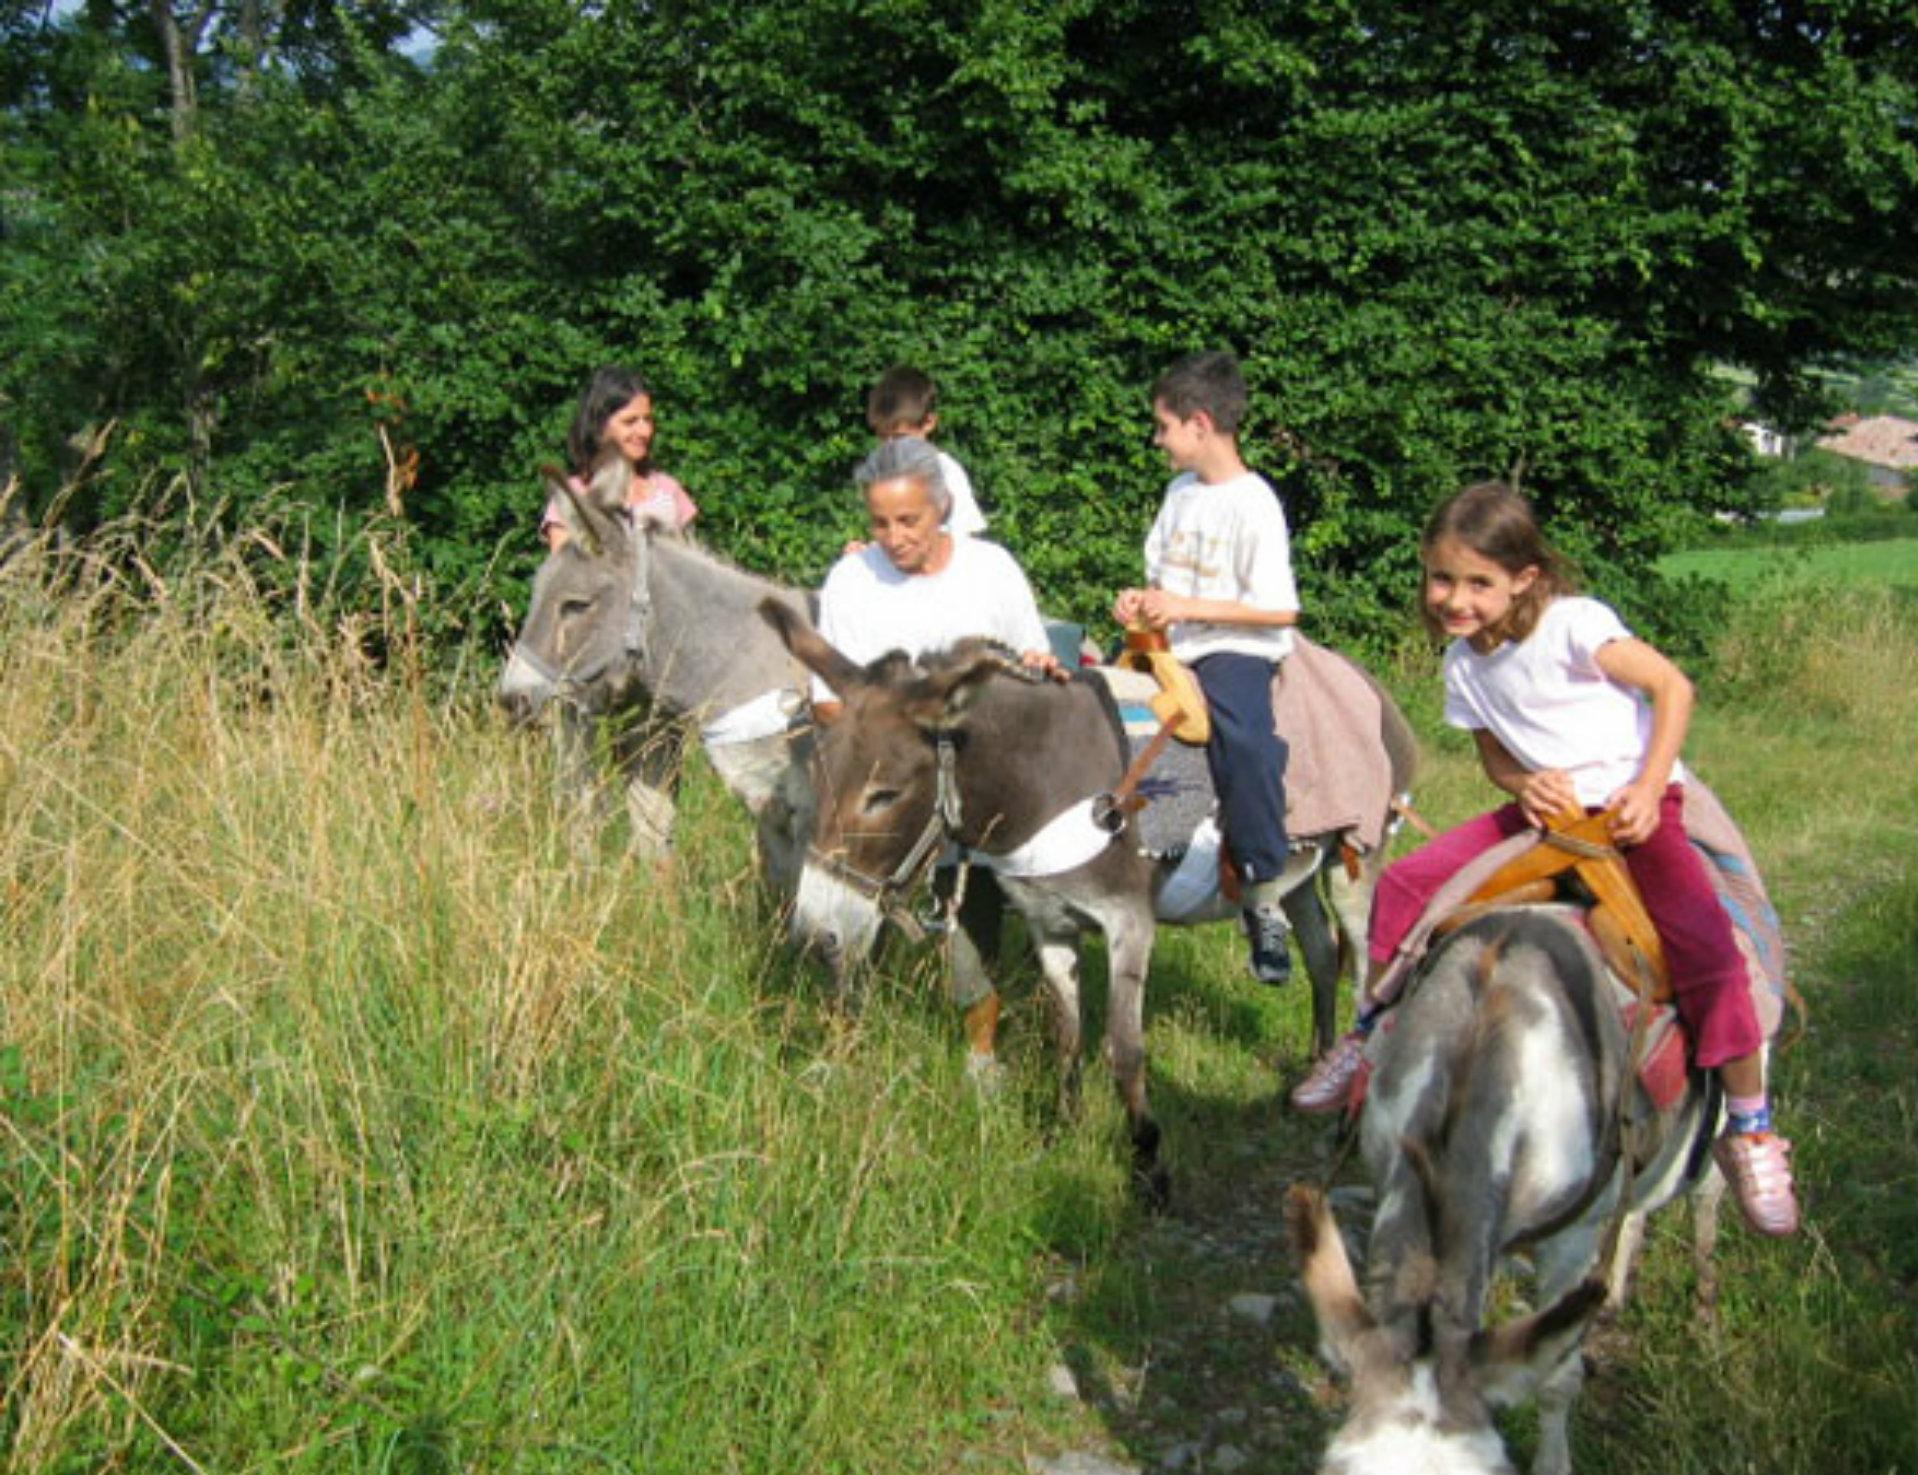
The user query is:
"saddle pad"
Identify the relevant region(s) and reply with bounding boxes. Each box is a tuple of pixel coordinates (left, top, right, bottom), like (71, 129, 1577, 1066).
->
(1093, 632, 1398, 857)
(1114, 701, 1217, 856)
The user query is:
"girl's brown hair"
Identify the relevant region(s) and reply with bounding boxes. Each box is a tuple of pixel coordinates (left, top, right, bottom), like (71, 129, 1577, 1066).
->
(1419, 481, 1578, 644)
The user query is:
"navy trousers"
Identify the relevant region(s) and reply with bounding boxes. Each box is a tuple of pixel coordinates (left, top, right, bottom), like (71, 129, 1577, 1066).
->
(1192, 652, 1290, 885)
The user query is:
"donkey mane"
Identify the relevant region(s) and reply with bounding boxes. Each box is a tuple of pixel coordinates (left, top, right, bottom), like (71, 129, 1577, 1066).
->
(649, 528, 809, 605)
(905, 639, 1131, 772)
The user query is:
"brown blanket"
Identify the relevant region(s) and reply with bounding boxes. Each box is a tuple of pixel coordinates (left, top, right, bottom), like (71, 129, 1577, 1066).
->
(1273, 636, 1400, 852)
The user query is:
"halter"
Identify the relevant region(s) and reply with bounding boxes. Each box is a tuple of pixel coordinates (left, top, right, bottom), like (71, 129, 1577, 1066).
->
(805, 730, 963, 944)
(513, 527, 653, 702)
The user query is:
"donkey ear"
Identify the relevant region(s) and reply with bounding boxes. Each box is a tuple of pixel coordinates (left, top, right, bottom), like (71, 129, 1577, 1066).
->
(541, 466, 604, 558)
(1285, 1184, 1377, 1374)
(759, 597, 864, 695)
(1470, 1278, 1607, 1408)
(923, 649, 1008, 721)
(583, 446, 632, 515)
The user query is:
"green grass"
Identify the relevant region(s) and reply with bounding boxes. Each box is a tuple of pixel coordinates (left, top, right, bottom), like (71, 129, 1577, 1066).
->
(2, 529, 1915, 1472)
(1658, 535, 1918, 587)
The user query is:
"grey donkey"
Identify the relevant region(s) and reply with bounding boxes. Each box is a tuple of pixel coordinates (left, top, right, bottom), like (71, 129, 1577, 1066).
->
(497, 453, 816, 891)
(1288, 908, 1726, 1475)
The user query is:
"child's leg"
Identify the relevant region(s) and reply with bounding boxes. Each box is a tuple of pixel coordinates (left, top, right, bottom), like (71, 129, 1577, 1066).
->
(1366, 803, 1531, 969)
(1192, 653, 1293, 983)
(1621, 789, 1763, 1069)
(1290, 803, 1526, 1113)
(1624, 788, 1797, 1235)
(1191, 653, 1287, 882)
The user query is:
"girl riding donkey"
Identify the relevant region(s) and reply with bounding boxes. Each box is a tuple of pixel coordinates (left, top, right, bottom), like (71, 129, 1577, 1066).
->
(1291, 481, 1799, 1237)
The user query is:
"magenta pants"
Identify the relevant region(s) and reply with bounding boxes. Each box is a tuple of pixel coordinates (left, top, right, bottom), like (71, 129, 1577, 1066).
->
(1369, 787, 1762, 1068)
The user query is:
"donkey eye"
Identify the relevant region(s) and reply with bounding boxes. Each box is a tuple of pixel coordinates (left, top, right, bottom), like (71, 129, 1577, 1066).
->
(862, 787, 902, 814)
(559, 597, 593, 618)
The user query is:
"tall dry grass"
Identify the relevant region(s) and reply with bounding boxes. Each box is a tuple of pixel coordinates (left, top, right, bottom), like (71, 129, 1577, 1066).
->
(0, 522, 1123, 1472)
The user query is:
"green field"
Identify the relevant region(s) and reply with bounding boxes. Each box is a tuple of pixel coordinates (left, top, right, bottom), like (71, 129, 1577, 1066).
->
(3, 533, 1915, 1473)
(1659, 535, 1918, 587)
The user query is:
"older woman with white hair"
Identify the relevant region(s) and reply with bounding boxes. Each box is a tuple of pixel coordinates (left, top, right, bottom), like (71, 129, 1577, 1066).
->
(812, 436, 1058, 720)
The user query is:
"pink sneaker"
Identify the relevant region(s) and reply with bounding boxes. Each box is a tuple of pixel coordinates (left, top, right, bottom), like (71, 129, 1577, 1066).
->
(1290, 1029, 1367, 1115)
(1713, 1130, 1800, 1237)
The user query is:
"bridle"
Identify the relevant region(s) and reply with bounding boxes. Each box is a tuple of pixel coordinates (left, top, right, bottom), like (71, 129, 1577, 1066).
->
(805, 729, 964, 944)
(514, 527, 653, 703)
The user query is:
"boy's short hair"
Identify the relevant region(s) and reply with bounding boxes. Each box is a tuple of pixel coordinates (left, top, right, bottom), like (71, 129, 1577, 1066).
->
(867, 365, 939, 435)
(1152, 351, 1247, 435)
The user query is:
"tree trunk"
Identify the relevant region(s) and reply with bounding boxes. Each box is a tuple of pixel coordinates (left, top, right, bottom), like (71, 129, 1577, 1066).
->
(151, 0, 220, 142)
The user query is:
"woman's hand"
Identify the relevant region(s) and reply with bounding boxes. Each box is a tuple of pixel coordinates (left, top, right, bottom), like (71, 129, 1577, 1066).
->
(1604, 777, 1665, 846)
(1516, 768, 1580, 829)
(1021, 649, 1068, 682)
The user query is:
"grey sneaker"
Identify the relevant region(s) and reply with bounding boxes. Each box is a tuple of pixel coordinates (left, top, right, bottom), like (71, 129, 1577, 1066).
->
(1243, 905, 1292, 985)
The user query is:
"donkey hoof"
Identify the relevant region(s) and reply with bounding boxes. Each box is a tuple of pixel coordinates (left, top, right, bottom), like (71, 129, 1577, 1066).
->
(964, 1051, 1007, 1095)
(1134, 1160, 1173, 1213)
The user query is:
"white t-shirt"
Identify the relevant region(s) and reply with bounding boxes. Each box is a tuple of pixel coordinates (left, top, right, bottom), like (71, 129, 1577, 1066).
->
(813, 535, 1050, 702)
(1144, 470, 1298, 663)
(938, 450, 988, 537)
(1443, 595, 1686, 808)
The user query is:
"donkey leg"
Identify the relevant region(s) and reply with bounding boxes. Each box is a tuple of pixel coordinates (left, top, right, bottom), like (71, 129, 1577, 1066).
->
(1528, 1218, 1604, 1475)
(614, 714, 686, 860)
(945, 868, 1007, 1086)
(1692, 1165, 1726, 1319)
(1102, 904, 1166, 1208)
(1531, 1352, 1584, 1475)
(555, 706, 610, 860)
(1320, 843, 1381, 990)
(1281, 861, 1342, 1056)
(1029, 933, 1085, 1120)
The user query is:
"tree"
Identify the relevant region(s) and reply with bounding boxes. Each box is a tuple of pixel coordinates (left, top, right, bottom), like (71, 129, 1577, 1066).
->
(4, 0, 1916, 655)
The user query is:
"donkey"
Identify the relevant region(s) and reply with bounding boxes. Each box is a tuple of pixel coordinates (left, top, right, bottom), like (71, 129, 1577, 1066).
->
(766, 618, 1168, 1195)
(497, 456, 815, 888)
(1287, 907, 1725, 1475)
(760, 603, 1413, 1198)
(760, 601, 1415, 1069)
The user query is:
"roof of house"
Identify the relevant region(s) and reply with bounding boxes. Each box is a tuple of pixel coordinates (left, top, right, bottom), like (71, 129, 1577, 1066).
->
(1817, 414, 1918, 470)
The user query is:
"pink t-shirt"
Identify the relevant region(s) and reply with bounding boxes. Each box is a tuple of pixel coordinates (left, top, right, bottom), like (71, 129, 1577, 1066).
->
(541, 469, 698, 537)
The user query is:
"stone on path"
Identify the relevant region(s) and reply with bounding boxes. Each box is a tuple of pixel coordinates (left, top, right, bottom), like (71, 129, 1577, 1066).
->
(1046, 1362, 1081, 1400)
(1023, 1451, 1142, 1475)
(1227, 1292, 1278, 1326)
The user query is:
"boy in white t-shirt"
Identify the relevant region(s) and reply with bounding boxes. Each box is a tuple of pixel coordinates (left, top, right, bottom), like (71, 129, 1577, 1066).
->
(866, 365, 989, 538)
(1113, 352, 1301, 984)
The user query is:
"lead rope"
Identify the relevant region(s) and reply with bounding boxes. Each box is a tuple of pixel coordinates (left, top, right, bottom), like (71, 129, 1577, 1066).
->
(1093, 713, 1180, 832)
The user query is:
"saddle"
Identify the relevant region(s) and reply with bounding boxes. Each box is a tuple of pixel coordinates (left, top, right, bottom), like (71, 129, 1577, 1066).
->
(1433, 808, 1672, 1004)
(1114, 627, 1210, 745)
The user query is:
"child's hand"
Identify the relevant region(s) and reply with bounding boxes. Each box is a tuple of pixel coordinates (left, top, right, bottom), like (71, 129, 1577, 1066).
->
(1603, 778, 1664, 846)
(843, 539, 869, 556)
(1112, 588, 1146, 626)
(1516, 769, 1579, 829)
(1135, 589, 1187, 630)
